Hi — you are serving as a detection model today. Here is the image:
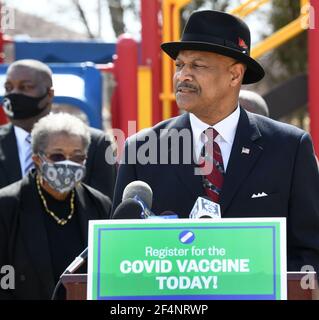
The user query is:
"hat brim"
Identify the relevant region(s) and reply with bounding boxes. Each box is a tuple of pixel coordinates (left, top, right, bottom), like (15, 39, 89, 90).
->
(161, 41, 265, 84)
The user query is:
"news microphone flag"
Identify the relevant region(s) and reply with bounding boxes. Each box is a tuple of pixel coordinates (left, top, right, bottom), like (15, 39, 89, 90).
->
(189, 196, 221, 219)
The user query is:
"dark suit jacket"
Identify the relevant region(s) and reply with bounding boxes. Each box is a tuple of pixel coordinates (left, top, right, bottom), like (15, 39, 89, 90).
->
(0, 124, 117, 199)
(113, 108, 319, 272)
(0, 172, 111, 300)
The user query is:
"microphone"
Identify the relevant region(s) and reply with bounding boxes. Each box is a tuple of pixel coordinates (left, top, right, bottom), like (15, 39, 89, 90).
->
(122, 180, 152, 208)
(112, 198, 144, 219)
(121, 180, 154, 218)
(51, 247, 88, 300)
(189, 196, 221, 219)
(114, 181, 178, 220)
(147, 210, 179, 220)
(112, 199, 180, 220)
(62, 247, 88, 275)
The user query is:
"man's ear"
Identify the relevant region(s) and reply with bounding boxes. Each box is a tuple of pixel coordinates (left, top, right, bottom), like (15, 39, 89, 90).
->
(47, 87, 54, 100)
(229, 63, 246, 87)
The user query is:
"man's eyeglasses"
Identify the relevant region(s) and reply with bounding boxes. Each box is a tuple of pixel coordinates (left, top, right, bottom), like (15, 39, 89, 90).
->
(41, 153, 87, 164)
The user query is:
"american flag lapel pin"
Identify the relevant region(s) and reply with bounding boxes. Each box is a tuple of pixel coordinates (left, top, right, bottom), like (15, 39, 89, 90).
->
(241, 147, 250, 155)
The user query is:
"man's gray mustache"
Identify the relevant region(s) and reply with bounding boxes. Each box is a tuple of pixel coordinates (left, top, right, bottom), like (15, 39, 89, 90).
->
(176, 83, 198, 92)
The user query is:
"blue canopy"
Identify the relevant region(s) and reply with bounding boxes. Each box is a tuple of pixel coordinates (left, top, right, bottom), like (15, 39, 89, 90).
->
(14, 40, 116, 64)
(0, 63, 103, 129)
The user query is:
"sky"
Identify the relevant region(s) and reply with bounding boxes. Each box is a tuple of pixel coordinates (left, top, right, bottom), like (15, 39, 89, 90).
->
(3, 0, 272, 44)
(3, 0, 139, 41)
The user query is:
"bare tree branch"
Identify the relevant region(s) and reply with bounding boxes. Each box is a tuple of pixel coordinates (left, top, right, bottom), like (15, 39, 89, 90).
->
(183, 0, 232, 28)
(72, 0, 95, 39)
(107, 0, 125, 37)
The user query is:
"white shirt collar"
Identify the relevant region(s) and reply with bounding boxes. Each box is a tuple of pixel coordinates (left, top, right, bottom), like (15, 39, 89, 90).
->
(189, 105, 240, 144)
(189, 105, 240, 168)
(213, 106, 240, 145)
(14, 125, 30, 143)
(189, 113, 211, 151)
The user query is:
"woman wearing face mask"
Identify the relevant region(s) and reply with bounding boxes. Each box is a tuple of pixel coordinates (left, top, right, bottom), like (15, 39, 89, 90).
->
(0, 113, 112, 300)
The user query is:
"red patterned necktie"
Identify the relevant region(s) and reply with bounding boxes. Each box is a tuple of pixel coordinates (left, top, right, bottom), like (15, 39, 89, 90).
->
(200, 128, 224, 203)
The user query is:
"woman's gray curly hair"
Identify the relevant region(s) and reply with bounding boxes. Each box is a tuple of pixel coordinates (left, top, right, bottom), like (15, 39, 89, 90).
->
(31, 112, 91, 154)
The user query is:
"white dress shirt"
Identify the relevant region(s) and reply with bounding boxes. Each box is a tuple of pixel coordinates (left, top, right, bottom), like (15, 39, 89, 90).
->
(14, 126, 32, 177)
(189, 106, 240, 171)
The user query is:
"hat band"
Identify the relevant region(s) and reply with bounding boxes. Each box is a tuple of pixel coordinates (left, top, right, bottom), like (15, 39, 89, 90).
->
(182, 33, 249, 55)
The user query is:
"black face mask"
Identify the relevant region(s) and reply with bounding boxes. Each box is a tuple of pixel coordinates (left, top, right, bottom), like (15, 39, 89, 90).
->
(2, 92, 48, 120)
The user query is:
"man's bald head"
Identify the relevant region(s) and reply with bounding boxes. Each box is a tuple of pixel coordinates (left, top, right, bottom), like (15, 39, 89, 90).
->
(4, 59, 54, 132)
(7, 59, 53, 89)
(239, 90, 269, 117)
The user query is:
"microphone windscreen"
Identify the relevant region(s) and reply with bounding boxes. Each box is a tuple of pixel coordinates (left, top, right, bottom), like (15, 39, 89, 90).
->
(146, 211, 179, 220)
(112, 199, 143, 219)
(160, 211, 179, 217)
(122, 180, 153, 209)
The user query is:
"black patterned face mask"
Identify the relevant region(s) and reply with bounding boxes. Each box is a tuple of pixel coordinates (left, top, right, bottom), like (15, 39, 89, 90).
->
(40, 158, 86, 193)
(2, 92, 48, 119)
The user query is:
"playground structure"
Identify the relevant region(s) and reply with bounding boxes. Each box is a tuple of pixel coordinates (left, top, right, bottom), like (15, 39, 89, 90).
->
(0, 0, 317, 156)
(0, 62, 104, 128)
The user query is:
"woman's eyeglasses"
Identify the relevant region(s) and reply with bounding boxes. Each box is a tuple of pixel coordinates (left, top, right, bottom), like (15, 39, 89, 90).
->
(42, 153, 86, 164)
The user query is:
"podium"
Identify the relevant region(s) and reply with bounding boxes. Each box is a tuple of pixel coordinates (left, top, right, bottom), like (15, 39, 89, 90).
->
(61, 272, 319, 300)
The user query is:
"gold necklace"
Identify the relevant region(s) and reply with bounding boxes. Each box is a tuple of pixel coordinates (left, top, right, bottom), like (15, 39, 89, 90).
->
(36, 175, 75, 226)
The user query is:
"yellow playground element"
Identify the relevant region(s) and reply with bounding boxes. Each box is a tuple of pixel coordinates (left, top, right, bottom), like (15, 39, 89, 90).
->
(160, 0, 310, 120)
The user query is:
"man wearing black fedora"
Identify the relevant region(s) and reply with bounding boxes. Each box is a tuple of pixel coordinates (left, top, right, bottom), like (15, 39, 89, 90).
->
(113, 10, 319, 273)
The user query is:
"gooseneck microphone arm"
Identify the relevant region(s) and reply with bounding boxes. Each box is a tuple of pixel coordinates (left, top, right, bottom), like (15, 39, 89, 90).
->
(51, 247, 88, 300)
(62, 248, 88, 275)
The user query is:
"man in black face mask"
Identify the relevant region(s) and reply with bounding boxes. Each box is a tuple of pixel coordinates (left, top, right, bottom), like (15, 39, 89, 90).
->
(3, 59, 53, 132)
(0, 60, 53, 188)
(0, 59, 117, 199)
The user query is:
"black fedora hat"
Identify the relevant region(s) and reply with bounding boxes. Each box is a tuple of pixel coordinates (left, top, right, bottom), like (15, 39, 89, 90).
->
(161, 10, 265, 84)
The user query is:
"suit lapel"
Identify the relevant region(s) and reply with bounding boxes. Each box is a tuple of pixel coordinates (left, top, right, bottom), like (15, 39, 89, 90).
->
(0, 124, 22, 184)
(220, 109, 263, 214)
(19, 174, 55, 296)
(165, 113, 204, 200)
(174, 162, 203, 200)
